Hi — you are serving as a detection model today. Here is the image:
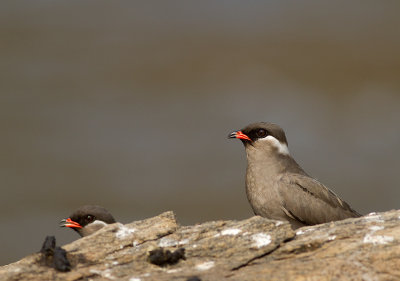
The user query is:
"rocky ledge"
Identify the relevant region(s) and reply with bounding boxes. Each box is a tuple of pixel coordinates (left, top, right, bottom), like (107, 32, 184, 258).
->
(1, 210, 400, 281)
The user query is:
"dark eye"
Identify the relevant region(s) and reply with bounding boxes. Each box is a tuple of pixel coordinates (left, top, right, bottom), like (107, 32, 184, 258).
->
(256, 129, 268, 138)
(86, 215, 95, 223)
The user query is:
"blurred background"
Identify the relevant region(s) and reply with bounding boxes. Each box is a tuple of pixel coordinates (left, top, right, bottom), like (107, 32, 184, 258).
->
(1, 1, 400, 265)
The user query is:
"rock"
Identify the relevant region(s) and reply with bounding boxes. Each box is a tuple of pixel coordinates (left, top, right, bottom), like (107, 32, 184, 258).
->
(40, 236, 56, 256)
(1, 210, 400, 280)
(148, 247, 186, 266)
(39, 235, 71, 272)
(52, 247, 71, 272)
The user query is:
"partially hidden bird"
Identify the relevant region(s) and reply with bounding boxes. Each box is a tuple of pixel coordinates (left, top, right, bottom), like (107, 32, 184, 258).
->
(60, 205, 116, 237)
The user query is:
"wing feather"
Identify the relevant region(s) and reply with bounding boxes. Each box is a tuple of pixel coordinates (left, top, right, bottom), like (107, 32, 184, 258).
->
(278, 173, 361, 225)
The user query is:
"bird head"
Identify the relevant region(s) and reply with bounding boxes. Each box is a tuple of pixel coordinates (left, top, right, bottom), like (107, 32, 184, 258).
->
(229, 122, 290, 156)
(60, 205, 116, 237)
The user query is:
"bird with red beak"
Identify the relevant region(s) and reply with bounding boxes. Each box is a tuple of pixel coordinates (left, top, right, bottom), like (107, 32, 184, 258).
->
(229, 122, 361, 229)
(60, 205, 116, 237)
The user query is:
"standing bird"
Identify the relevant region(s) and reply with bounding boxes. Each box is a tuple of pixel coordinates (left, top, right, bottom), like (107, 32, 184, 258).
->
(229, 122, 361, 229)
(60, 205, 116, 237)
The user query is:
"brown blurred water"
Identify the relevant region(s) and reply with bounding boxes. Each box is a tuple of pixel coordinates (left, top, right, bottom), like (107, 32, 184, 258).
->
(1, 1, 400, 265)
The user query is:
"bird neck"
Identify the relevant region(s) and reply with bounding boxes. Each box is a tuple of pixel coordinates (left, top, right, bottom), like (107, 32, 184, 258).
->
(78, 220, 108, 237)
(245, 145, 306, 176)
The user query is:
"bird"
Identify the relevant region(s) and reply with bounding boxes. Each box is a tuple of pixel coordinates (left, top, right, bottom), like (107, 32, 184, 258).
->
(229, 122, 361, 229)
(60, 205, 116, 237)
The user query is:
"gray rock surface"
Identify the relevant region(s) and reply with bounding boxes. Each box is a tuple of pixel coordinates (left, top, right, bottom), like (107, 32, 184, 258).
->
(1, 210, 400, 280)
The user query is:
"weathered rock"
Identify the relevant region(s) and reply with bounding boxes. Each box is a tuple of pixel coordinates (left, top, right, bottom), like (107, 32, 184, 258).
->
(229, 210, 400, 281)
(1, 210, 400, 280)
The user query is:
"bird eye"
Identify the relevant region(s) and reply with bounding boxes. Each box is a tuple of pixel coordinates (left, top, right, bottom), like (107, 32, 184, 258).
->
(256, 129, 268, 138)
(86, 215, 95, 223)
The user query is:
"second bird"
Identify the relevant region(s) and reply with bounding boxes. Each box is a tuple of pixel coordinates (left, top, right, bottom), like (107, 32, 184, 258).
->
(229, 122, 361, 229)
(60, 205, 116, 237)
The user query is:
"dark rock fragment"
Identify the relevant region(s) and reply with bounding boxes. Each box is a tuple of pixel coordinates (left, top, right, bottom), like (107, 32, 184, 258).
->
(40, 236, 56, 255)
(186, 276, 202, 281)
(53, 246, 71, 272)
(39, 236, 71, 272)
(148, 247, 186, 266)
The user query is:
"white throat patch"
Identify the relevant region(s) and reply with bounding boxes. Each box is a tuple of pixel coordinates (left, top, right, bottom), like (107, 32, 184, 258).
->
(80, 220, 108, 236)
(258, 135, 290, 155)
(88, 220, 108, 228)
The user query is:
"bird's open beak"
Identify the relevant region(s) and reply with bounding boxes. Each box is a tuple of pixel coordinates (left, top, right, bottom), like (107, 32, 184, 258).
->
(60, 218, 82, 228)
(228, 130, 251, 141)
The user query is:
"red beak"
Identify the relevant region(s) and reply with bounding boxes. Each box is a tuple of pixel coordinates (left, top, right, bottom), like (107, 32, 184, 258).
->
(229, 130, 251, 141)
(60, 218, 82, 228)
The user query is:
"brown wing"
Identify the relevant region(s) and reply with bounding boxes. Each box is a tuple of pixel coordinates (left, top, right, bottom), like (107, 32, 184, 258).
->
(278, 173, 361, 225)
